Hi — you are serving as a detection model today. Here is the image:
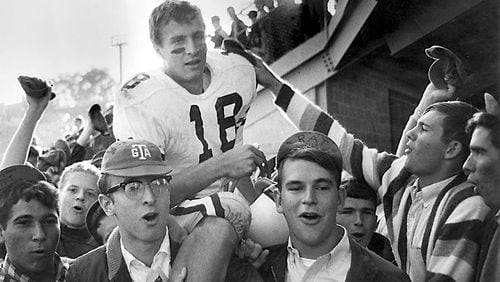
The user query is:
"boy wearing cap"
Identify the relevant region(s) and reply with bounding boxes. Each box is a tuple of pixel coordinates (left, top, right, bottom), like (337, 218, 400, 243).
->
(66, 139, 244, 281)
(258, 131, 409, 281)
(0, 165, 67, 281)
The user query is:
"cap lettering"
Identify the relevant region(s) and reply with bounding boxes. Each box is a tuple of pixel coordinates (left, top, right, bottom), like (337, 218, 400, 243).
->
(131, 144, 152, 160)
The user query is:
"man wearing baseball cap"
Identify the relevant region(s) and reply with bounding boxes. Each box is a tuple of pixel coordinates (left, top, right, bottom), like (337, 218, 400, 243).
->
(258, 131, 409, 281)
(66, 139, 244, 281)
(0, 165, 67, 281)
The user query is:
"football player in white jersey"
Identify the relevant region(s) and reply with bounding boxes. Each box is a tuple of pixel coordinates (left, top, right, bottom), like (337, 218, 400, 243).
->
(113, 0, 277, 258)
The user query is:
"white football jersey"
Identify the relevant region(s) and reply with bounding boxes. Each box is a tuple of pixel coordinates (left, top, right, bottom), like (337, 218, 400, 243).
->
(113, 50, 257, 198)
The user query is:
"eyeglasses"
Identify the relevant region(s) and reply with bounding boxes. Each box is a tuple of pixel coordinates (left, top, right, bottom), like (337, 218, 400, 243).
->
(106, 175, 172, 199)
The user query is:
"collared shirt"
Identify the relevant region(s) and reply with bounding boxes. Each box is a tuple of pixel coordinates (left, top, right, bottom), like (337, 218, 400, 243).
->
(286, 225, 352, 282)
(121, 227, 171, 282)
(0, 254, 67, 282)
(406, 176, 455, 282)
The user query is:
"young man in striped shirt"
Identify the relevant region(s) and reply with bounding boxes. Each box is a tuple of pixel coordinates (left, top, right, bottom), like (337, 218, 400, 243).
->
(254, 57, 490, 281)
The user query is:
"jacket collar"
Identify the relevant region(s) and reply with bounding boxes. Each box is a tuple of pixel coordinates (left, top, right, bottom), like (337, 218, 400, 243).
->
(105, 215, 187, 281)
(268, 237, 382, 282)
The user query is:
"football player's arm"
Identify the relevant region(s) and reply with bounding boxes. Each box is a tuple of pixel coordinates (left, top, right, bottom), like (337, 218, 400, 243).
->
(169, 144, 266, 206)
(254, 57, 396, 189)
(1, 82, 51, 169)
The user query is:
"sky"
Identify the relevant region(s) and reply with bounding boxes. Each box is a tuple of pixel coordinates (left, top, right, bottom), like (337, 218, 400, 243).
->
(0, 0, 255, 105)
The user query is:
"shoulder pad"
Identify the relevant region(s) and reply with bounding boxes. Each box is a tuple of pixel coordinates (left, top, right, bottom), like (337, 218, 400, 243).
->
(118, 71, 164, 105)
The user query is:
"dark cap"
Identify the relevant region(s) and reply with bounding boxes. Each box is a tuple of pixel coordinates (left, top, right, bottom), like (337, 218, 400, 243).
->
(39, 149, 67, 167)
(276, 131, 342, 171)
(0, 165, 47, 190)
(101, 139, 172, 178)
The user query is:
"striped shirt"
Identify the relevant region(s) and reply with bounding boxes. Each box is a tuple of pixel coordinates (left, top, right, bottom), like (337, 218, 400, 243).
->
(273, 84, 491, 282)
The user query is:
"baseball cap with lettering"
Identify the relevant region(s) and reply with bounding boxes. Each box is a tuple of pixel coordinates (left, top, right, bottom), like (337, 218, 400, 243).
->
(276, 131, 343, 172)
(100, 139, 172, 179)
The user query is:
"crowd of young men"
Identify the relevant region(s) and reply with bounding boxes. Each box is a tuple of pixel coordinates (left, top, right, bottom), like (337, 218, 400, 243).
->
(1, 0, 499, 281)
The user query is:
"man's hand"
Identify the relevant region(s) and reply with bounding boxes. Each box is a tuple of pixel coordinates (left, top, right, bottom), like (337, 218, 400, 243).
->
(253, 55, 283, 94)
(422, 82, 456, 103)
(236, 238, 269, 269)
(19, 77, 53, 118)
(216, 144, 267, 179)
(169, 267, 186, 282)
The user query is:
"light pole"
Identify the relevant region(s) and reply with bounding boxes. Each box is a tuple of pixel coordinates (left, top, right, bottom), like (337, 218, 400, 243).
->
(111, 35, 127, 85)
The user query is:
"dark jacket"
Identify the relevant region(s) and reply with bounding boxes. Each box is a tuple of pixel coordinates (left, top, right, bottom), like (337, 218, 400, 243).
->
(66, 218, 185, 282)
(57, 223, 99, 258)
(258, 236, 410, 282)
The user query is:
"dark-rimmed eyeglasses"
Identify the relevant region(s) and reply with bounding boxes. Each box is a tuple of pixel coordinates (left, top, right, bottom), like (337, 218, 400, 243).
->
(106, 175, 172, 199)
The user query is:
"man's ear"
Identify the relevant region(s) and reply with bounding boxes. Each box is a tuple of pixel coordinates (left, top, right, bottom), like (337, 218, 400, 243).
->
(274, 189, 283, 214)
(337, 186, 346, 213)
(99, 194, 115, 216)
(444, 140, 464, 160)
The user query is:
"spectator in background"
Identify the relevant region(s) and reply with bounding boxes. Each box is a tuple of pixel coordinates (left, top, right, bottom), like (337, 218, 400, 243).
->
(259, 0, 305, 63)
(254, 0, 274, 19)
(337, 179, 396, 264)
(301, 0, 332, 38)
(0, 165, 67, 281)
(37, 148, 67, 185)
(247, 10, 264, 57)
(209, 15, 228, 49)
(56, 161, 100, 258)
(227, 6, 248, 47)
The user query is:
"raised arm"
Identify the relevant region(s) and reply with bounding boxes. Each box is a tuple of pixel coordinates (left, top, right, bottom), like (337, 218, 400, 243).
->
(0, 78, 51, 169)
(254, 56, 397, 189)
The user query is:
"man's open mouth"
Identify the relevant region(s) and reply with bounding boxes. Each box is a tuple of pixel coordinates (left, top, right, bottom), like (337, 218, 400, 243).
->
(142, 212, 159, 222)
(351, 232, 365, 239)
(299, 212, 321, 223)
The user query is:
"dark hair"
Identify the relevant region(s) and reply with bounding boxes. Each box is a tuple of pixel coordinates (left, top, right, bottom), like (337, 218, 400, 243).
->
(277, 147, 342, 190)
(0, 181, 59, 228)
(425, 101, 478, 159)
(341, 179, 378, 207)
(466, 112, 500, 149)
(149, 0, 203, 46)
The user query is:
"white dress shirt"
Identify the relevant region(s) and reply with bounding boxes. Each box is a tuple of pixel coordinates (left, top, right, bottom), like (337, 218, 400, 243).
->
(121, 227, 171, 282)
(286, 225, 352, 282)
(406, 176, 454, 282)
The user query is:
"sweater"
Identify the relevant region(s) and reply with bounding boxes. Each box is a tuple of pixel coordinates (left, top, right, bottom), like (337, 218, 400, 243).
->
(273, 84, 491, 281)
